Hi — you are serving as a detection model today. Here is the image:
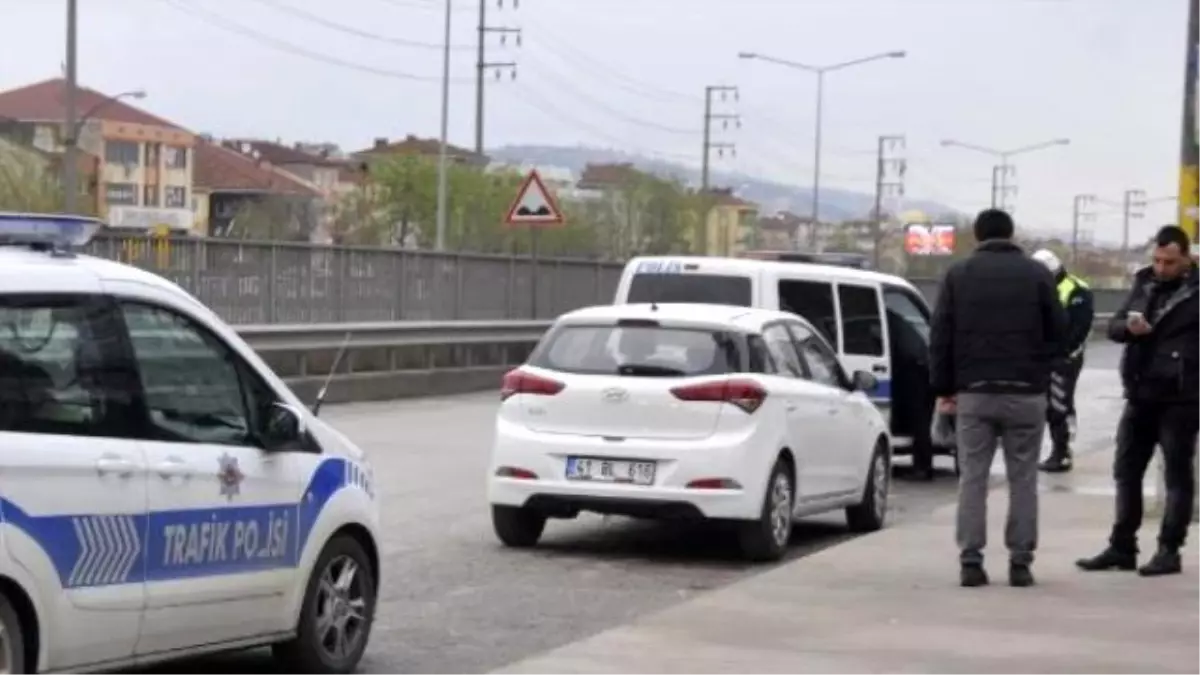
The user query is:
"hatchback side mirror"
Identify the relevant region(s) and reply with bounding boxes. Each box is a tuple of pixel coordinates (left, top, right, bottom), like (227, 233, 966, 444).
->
(851, 370, 878, 393)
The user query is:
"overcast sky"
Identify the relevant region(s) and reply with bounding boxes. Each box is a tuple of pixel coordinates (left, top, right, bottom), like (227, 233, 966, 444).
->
(2, 0, 1192, 242)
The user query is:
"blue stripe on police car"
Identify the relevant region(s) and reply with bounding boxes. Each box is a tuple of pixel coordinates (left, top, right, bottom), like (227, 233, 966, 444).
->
(0, 457, 371, 589)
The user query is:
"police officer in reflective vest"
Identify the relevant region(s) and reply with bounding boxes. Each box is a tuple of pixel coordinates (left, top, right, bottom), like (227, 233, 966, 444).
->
(1032, 249, 1095, 472)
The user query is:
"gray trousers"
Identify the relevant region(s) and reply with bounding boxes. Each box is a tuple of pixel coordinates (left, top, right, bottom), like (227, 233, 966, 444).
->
(956, 392, 1047, 566)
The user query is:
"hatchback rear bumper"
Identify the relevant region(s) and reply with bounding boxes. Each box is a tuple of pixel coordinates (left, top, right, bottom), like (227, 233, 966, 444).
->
(487, 419, 774, 521)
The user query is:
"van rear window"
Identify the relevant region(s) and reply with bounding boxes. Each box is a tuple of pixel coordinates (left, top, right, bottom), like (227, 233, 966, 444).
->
(627, 273, 751, 307)
(531, 324, 742, 377)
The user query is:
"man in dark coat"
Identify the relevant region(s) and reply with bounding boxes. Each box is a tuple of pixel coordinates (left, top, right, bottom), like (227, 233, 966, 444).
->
(930, 209, 1066, 588)
(1077, 225, 1199, 577)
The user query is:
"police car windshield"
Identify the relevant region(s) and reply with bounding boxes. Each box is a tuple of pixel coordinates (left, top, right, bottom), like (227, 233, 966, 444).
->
(627, 273, 751, 307)
(532, 324, 743, 377)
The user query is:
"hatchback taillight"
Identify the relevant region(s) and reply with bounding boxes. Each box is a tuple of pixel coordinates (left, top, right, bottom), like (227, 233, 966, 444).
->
(670, 379, 767, 414)
(500, 369, 565, 401)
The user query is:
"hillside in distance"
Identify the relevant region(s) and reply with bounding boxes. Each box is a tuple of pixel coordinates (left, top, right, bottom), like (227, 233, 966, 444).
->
(489, 144, 959, 221)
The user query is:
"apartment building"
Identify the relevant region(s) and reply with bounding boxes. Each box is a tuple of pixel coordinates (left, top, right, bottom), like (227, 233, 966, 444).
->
(0, 78, 195, 232)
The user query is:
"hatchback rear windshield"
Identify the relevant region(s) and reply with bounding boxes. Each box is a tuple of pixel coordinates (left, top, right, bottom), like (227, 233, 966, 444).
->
(531, 323, 743, 377)
(626, 273, 751, 307)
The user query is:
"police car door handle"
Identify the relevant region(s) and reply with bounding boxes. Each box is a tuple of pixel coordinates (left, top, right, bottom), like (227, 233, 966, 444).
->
(95, 455, 138, 478)
(154, 457, 193, 480)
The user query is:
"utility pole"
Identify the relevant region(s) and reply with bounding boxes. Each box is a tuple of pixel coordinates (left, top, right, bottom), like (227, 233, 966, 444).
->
(871, 135, 905, 269)
(1071, 193, 1096, 264)
(63, 0, 79, 213)
(473, 0, 520, 155)
(1121, 188, 1147, 255)
(991, 164, 1016, 211)
(700, 85, 739, 191)
(435, 0, 453, 251)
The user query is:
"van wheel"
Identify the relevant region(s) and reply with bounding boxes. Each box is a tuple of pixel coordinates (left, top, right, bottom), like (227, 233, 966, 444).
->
(492, 505, 546, 548)
(273, 535, 376, 674)
(846, 441, 890, 533)
(738, 458, 794, 562)
(0, 592, 26, 675)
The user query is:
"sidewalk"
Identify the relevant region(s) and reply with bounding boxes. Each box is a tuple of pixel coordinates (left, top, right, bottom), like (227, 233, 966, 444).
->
(499, 373, 1198, 674)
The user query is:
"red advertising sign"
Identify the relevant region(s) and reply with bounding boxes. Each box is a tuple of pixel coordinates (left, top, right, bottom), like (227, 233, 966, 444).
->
(904, 223, 957, 256)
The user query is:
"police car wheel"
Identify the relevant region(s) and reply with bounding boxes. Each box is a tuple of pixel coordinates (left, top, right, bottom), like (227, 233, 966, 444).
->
(0, 592, 25, 674)
(273, 535, 376, 674)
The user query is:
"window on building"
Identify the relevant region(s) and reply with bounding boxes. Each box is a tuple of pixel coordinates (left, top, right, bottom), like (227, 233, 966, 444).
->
(837, 284, 885, 356)
(165, 186, 187, 209)
(105, 183, 138, 206)
(164, 146, 188, 169)
(104, 141, 140, 166)
(145, 142, 161, 169)
(143, 185, 160, 207)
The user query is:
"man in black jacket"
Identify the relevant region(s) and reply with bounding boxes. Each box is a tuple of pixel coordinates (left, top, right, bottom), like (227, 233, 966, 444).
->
(1077, 225, 1199, 577)
(930, 209, 1066, 588)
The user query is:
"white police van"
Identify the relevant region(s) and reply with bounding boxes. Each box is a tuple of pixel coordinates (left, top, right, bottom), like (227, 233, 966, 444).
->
(0, 214, 380, 673)
(613, 256, 945, 465)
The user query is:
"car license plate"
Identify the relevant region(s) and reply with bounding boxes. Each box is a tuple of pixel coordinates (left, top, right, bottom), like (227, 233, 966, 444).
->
(566, 457, 656, 486)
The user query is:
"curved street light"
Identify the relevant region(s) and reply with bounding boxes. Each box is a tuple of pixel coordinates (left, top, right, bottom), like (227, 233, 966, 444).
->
(939, 137, 1070, 210)
(64, 89, 148, 214)
(739, 50, 906, 249)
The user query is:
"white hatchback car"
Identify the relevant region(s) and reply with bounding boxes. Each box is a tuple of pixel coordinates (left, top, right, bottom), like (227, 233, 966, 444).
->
(487, 303, 892, 561)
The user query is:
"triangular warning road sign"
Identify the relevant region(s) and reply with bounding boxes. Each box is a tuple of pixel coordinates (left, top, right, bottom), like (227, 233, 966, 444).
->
(504, 169, 565, 227)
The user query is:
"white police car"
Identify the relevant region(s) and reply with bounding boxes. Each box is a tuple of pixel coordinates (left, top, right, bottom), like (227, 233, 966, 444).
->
(0, 214, 380, 673)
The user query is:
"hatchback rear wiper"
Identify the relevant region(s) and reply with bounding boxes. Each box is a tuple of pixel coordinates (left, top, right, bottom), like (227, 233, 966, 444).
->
(616, 363, 686, 376)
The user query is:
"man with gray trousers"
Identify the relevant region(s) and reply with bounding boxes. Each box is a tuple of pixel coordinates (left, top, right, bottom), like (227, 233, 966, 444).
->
(929, 209, 1067, 588)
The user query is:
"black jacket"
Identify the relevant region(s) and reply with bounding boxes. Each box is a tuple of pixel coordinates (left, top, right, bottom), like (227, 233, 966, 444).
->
(1058, 272, 1096, 358)
(1109, 262, 1199, 403)
(929, 239, 1067, 397)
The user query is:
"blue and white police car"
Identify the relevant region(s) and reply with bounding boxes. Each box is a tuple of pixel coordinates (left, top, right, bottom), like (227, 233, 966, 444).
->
(0, 214, 380, 673)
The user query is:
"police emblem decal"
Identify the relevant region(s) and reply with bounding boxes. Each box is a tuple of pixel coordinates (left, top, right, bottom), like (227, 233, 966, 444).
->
(217, 453, 245, 501)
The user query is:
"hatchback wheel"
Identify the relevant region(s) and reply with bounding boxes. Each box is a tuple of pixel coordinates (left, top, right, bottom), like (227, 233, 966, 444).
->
(846, 440, 890, 533)
(738, 458, 794, 562)
(492, 504, 546, 548)
(273, 535, 376, 674)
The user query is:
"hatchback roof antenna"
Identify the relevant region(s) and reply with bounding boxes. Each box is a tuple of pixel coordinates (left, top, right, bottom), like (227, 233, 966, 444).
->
(312, 331, 352, 417)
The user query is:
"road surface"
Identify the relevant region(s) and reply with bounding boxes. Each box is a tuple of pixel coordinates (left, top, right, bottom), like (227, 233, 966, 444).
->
(151, 342, 1123, 673)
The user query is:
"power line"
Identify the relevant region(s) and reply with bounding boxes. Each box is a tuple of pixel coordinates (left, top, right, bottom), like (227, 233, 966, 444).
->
(520, 15, 700, 104)
(521, 63, 700, 136)
(702, 85, 739, 190)
(247, 0, 473, 50)
(159, 0, 467, 83)
(505, 84, 696, 162)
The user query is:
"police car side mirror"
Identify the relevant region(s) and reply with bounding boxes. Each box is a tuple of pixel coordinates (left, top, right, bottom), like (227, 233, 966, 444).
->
(260, 402, 307, 451)
(851, 370, 878, 393)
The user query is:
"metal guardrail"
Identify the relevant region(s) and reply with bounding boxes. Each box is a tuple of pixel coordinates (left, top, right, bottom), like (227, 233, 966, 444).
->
(232, 313, 1117, 405)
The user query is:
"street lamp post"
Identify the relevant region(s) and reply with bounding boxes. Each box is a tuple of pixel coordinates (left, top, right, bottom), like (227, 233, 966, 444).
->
(738, 49, 906, 250)
(939, 138, 1070, 212)
(435, 0, 453, 251)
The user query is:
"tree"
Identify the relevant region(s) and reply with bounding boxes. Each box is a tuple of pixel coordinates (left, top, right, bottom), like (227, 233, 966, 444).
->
(224, 195, 318, 242)
(0, 142, 68, 213)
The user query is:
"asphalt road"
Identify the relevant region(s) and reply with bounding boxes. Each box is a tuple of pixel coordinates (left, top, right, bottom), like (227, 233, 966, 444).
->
(150, 341, 1123, 674)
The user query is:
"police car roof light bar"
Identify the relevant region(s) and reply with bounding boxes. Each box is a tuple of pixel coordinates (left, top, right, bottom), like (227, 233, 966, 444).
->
(0, 212, 102, 254)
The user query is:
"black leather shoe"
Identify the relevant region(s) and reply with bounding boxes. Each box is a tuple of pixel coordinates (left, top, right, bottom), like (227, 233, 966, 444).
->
(1038, 453, 1073, 473)
(1138, 548, 1182, 577)
(961, 563, 989, 587)
(1076, 548, 1137, 571)
(1009, 564, 1035, 587)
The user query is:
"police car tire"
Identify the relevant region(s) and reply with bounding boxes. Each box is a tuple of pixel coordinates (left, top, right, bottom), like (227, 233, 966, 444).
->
(0, 592, 25, 674)
(273, 535, 376, 674)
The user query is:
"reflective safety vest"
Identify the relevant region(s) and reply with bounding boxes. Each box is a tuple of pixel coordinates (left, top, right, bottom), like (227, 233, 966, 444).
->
(1057, 274, 1089, 358)
(1057, 274, 1088, 307)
